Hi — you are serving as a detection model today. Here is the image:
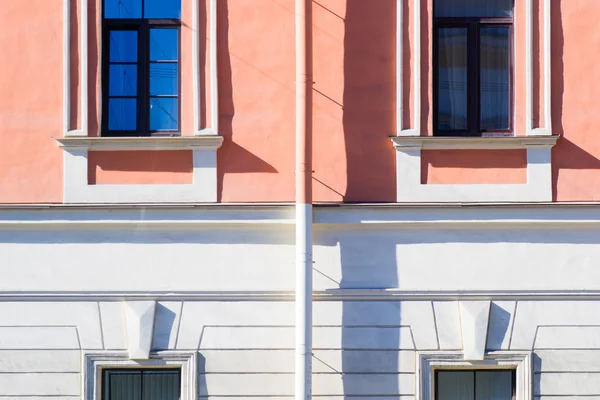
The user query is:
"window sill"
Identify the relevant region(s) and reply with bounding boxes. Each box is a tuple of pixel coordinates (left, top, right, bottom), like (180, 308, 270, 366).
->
(390, 135, 559, 150)
(54, 135, 224, 151)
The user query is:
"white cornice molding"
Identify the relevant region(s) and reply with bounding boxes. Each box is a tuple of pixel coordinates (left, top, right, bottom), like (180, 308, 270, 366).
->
(6, 205, 600, 229)
(390, 135, 559, 150)
(3, 290, 600, 301)
(55, 136, 224, 151)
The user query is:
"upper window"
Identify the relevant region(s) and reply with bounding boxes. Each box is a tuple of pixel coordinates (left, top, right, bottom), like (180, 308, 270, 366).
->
(102, 0, 182, 137)
(434, 0, 514, 136)
(436, 370, 515, 400)
(102, 369, 181, 400)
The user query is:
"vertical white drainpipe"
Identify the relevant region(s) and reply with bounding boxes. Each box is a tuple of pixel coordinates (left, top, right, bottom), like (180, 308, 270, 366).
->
(295, 0, 312, 399)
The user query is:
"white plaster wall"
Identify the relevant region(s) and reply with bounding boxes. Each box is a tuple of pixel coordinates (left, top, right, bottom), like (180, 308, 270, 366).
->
(0, 300, 600, 398)
(4, 225, 600, 292)
(3, 207, 600, 397)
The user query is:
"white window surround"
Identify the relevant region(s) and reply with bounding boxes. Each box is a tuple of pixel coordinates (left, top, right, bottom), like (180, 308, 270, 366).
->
(55, 136, 223, 203)
(60, 0, 221, 203)
(83, 351, 198, 400)
(63, 0, 218, 137)
(416, 351, 532, 400)
(395, 0, 555, 202)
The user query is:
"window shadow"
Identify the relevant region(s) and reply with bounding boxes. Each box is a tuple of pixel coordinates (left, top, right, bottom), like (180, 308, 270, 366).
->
(215, 0, 278, 201)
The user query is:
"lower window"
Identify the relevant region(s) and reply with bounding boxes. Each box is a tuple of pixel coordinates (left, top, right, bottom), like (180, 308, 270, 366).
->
(436, 370, 515, 400)
(102, 369, 181, 400)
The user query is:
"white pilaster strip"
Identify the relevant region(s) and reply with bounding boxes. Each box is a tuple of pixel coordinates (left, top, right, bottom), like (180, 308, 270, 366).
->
(525, 0, 533, 134)
(194, 0, 218, 136)
(209, 0, 219, 134)
(396, 0, 402, 134)
(527, 0, 552, 136)
(192, 0, 200, 133)
(397, 0, 421, 137)
(124, 301, 157, 360)
(543, 0, 552, 133)
(80, 0, 89, 136)
(459, 301, 491, 361)
(64, 0, 70, 134)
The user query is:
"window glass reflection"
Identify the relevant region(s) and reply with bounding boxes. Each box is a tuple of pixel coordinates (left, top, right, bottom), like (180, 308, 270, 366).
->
(144, 0, 181, 19)
(109, 65, 137, 96)
(480, 27, 510, 130)
(437, 28, 468, 131)
(435, 0, 513, 17)
(109, 31, 138, 63)
(108, 98, 137, 131)
(150, 29, 178, 61)
(150, 98, 178, 130)
(150, 64, 178, 96)
(104, 0, 142, 19)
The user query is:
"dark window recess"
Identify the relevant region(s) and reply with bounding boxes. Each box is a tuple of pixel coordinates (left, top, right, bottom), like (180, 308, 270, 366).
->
(434, 0, 514, 136)
(102, 0, 181, 136)
(102, 369, 181, 400)
(436, 370, 516, 400)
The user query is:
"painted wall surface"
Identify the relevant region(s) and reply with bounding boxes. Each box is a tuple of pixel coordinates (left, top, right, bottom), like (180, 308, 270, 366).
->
(0, 299, 598, 397)
(1, 0, 600, 203)
(2, 205, 600, 292)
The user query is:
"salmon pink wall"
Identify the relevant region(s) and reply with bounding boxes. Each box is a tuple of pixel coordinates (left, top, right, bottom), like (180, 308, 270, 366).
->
(422, 150, 527, 185)
(3, 0, 600, 203)
(88, 151, 193, 185)
(552, 0, 600, 201)
(0, 1, 63, 203)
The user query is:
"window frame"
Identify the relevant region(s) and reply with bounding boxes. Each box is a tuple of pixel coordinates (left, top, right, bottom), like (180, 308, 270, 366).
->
(434, 369, 517, 400)
(83, 351, 197, 400)
(433, 8, 514, 137)
(101, 1, 182, 137)
(102, 368, 182, 400)
(416, 351, 531, 400)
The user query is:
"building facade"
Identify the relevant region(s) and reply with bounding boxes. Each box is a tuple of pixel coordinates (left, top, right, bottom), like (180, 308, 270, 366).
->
(1, 0, 599, 399)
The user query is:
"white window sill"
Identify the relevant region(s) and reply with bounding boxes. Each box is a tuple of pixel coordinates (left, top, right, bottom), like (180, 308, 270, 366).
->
(390, 135, 559, 150)
(391, 135, 560, 202)
(55, 135, 224, 151)
(54, 135, 223, 203)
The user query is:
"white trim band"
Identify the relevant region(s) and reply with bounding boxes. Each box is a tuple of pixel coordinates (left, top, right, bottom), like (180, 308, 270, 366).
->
(391, 135, 558, 150)
(55, 136, 224, 151)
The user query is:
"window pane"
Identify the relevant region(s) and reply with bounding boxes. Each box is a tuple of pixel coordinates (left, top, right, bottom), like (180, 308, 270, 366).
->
(480, 27, 510, 131)
(437, 28, 468, 131)
(150, 29, 178, 61)
(109, 98, 137, 130)
(435, 0, 513, 17)
(109, 64, 137, 96)
(104, 0, 142, 18)
(150, 98, 178, 130)
(109, 31, 138, 62)
(475, 371, 513, 400)
(144, 0, 181, 19)
(143, 371, 180, 400)
(150, 64, 178, 95)
(437, 371, 475, 400)
(106, 372, 142, 400)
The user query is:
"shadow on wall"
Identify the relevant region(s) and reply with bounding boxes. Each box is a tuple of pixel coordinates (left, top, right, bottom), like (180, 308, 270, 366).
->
(216, 0, 277, 201)
(550, 0, 600, 200)
(342, 0, 397, 202)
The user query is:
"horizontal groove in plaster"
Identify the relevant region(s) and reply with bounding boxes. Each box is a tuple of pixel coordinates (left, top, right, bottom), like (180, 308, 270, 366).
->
(1, 290, 600, 301)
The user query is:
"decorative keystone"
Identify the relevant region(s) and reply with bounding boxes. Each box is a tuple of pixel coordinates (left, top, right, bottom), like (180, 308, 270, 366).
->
(459, 301, 491, 361)
(124, 301, 157, 360)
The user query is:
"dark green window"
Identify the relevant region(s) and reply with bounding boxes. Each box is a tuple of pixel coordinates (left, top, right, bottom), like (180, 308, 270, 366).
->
(436, 370, 515, 400)
(102, 369, 180, 400)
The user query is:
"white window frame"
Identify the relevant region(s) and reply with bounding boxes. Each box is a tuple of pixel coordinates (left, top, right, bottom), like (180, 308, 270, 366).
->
(60, 0, 221, 203)
(83, 351, 198, 400)
(394, 0, 556, 202)
(416, 351, 532, 400)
